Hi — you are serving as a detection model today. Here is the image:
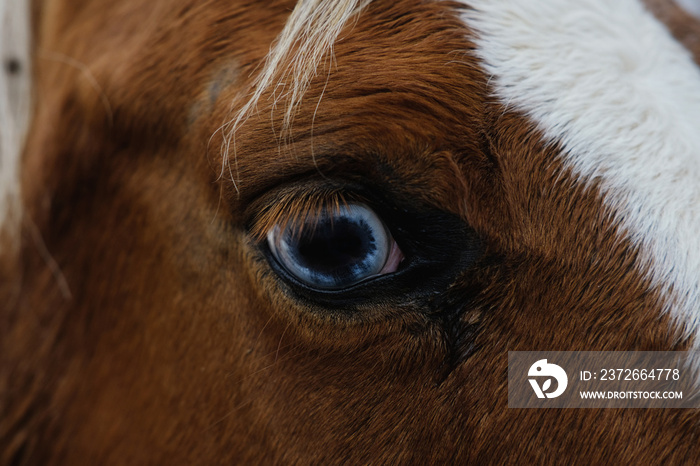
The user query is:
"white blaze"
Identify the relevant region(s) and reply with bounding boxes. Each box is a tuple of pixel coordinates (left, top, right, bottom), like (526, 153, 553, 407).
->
(460, 0, 700, 347)
(0, 0, 31, 243)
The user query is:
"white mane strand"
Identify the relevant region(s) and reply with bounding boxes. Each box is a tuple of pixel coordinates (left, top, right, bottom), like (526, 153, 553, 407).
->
(221, 0, 371, 190)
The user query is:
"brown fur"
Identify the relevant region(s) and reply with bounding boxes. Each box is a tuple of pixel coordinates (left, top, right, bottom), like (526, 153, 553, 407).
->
(2, 0, 700, 464)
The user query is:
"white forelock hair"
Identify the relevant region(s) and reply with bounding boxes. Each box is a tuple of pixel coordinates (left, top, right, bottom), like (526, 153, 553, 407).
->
(220, 0, 372, 192)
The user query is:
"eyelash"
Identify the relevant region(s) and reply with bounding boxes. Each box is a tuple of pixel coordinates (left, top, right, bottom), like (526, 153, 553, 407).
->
(249, 188, 356, 243)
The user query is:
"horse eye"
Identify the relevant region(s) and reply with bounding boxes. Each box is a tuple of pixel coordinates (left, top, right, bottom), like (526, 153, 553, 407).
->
(267, 203, 403, 291)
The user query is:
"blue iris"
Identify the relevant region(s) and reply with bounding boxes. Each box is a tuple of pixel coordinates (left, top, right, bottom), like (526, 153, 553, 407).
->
(268, 204, 391, 290)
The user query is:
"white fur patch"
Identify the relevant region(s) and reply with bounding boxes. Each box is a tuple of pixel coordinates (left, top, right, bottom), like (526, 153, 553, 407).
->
(460, 0, 700, 349)
(677, 0, 700, 19)
(0, 0, 31, 244)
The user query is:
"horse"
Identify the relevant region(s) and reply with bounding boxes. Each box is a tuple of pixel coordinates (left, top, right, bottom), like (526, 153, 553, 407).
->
(3, 0, 700, 463)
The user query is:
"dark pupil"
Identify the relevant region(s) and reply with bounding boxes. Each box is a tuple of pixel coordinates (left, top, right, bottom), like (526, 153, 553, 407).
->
(291, 217, 376, 275)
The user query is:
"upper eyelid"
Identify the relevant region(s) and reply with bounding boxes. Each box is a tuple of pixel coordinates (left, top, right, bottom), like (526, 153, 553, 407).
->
(246, 184, 367, 241)
(228, 149, 386, 209)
